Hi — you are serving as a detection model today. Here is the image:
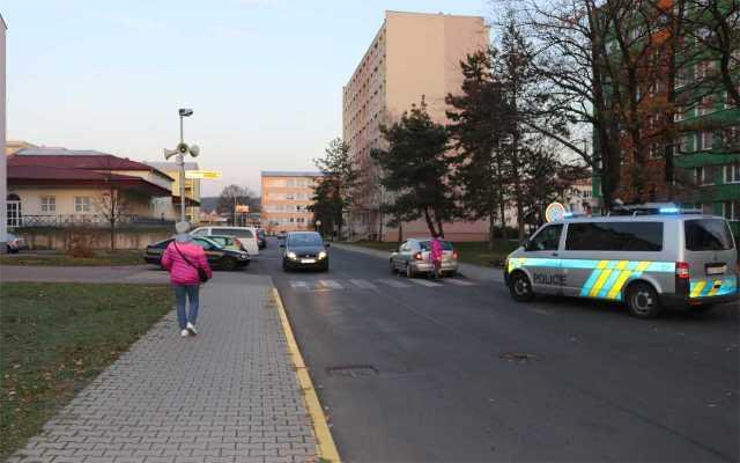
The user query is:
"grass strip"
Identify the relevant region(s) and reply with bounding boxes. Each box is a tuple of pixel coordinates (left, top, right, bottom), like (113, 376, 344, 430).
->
(0, 283, 172, 459)
(0, 250, 144, 267)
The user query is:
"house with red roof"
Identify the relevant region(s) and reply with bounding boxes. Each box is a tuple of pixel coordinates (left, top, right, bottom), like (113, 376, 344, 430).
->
(7, 148, 176, 228)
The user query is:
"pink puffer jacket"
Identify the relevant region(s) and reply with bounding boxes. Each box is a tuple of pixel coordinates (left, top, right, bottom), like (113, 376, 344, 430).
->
(161, 239, 213, 286)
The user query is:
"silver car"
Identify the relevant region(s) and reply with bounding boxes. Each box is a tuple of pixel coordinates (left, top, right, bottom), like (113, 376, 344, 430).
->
(390, 238, 459, 278)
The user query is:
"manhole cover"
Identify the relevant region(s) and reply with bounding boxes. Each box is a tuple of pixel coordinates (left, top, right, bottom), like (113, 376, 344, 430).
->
(498, 352, 540, 362)
(326, 365, 378, 377)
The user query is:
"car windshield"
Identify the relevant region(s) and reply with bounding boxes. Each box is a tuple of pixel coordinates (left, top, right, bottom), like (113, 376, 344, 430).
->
(288, 234, 323, 246)
(419, 240, 454, 251)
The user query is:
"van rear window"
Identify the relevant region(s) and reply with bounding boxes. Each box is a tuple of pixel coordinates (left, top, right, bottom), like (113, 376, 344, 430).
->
(684, 219, 734, 251)
(566, 222, 663, 251)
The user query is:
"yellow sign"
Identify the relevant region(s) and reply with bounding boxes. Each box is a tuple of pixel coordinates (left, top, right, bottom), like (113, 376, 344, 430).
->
(235, 205, 250, 213)
(185, 170, 222, 179)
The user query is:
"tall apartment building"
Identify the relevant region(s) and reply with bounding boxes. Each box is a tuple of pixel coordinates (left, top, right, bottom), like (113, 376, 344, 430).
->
(261, 171, 322, 233)
(342, 11, 489, 241)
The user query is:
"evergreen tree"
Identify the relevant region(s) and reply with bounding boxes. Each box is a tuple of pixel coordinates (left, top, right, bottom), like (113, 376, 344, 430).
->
(311, 138, 358, 238)
(371, 98, 455, 238)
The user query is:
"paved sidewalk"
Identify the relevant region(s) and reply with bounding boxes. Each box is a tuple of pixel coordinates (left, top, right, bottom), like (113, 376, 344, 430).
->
(330, 242, 505, 283)
(0, 265, 170, 284)
(8, 273, 319, 463)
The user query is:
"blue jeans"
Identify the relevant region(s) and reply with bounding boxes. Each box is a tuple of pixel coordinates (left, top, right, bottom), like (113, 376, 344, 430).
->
(173, 285, 199, 330)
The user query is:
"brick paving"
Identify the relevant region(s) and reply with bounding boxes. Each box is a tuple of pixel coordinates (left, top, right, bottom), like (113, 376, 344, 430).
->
(7, 273, 319, 463)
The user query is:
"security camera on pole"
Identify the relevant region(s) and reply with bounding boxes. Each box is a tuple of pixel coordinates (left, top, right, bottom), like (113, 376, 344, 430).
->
(164, 108, 200, 223)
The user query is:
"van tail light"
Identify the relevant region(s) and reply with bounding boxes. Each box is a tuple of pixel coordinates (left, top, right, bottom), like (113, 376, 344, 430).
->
(413, 252, 424, 261)
(676, 262, 690, 279)
(676, 262, 690, 296)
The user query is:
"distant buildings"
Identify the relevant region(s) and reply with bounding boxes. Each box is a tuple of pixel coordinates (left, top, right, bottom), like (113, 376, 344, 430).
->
(1, 14, 6, 250)
(342, 11, 489, 241)
(261, 171, 322, 233)
(7, 148, 174, 227)
(145, 161, 202, 223)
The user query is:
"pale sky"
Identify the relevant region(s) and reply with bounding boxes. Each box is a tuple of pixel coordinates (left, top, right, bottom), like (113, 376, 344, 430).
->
(3, 0, 490, 196)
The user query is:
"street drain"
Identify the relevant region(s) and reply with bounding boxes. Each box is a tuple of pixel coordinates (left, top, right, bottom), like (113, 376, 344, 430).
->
(498, 352, 541, 362)
(326, 365, 378, 377)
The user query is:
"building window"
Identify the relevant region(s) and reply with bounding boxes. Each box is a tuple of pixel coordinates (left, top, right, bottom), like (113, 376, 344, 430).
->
(697, 95, 714, 116)
(674, 105, 685, 122)
(725, 163, 740, 184)
(679, 134, 693, 153)
(41, 196, 56, 213)
(699, 131, 714, 151)
(75, 196, 91, 213)
(723, 201, 740, 220)
(648, 143, 662, 159)
(723, 126, 739, 149)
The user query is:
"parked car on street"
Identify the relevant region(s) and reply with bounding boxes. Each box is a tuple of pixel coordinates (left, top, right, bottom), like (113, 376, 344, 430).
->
(280, 232, 330, 271)
(257, 229, 267, 249)
(144, 236, 250, 270)
(390, 238, 459, 278)
(190, 226, 260, 256)
(5, 233, 26, 253)
(504, 209, 738, 318)
(206, 235, 248, 253)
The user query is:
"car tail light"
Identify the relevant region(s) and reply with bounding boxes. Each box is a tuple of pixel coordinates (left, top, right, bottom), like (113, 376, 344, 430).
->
(676, 261, 690, 296)
(452, 250, 459, 260)
(676, 262, 690, 279)
(413, 252, 424, 261)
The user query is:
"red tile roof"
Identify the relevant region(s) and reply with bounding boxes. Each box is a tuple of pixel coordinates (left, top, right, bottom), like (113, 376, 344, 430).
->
(7, 165, 172, 197)
(9, 154, 174, 180)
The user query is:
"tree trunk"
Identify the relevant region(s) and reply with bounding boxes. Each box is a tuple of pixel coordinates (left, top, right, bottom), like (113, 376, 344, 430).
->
(488, 212, 496, 250)
(110, 222, 116, 250)
(423, 207, 436, 237)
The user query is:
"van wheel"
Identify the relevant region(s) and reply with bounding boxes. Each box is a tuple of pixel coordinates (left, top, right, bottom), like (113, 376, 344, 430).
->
(221, 257, 237, 271)
(509, 272, 534, 302)
(626, 282, 661, 318)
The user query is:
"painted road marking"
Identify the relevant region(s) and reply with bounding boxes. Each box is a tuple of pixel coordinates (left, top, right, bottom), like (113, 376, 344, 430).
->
(378, 278, 411, 288)
(290, 281, 309, 290)
(408, 279, 443, 287)
(349, 279, 377, 290)
(318, 280, 344, 290)
(444, 278, 475, 286)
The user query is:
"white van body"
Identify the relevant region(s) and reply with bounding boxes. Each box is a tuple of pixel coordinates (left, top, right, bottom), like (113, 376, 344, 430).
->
(191, 226, 260, 256)
(504, 214, 738, 318)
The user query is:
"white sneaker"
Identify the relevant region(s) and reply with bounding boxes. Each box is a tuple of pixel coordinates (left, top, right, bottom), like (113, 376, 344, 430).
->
(180, 329, 189, 337)
(186, 322, 198, 336)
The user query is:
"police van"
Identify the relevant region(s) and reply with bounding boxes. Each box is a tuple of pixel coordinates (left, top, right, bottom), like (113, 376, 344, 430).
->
(504, 209, 738, 318)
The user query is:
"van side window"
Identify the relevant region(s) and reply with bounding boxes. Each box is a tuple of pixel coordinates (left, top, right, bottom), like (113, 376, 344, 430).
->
(527, 224, 563, 251)
(566, 222, 663, 251)
(192, 229, 208, 236)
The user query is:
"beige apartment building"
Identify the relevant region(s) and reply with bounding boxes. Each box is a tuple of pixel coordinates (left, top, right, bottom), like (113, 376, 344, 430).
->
(342, 11, 490, 241)
(261, 171, 322, 233)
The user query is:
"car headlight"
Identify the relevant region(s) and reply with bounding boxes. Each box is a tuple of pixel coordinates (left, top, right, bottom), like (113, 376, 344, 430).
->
(318, 251, 327, 260)
(238, 252, 248, 260)
(287, 251, 297, 260)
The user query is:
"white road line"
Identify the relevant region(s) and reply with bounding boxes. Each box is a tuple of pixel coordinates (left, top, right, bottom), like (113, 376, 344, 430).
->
(444, 278, 476, 286)
(377, 278, 411, 288)
(407, 279, 443, 287)
(319, 280, 344, 290)
(289, 281, 309, 290)
(349, 279, 377, 290)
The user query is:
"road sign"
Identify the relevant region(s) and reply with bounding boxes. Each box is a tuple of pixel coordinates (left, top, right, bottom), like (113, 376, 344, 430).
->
(185, 170, 222, 179)
(235, 205, 250, 213)
(545, 202, 566, 222)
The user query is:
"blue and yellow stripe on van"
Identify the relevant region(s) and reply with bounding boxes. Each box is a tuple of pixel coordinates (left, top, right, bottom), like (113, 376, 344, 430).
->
(689, 278, 737, 299)
(507, 258, 675, 301)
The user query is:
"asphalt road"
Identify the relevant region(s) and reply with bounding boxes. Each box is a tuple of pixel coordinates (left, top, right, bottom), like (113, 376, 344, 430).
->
(254, 238, 739, 463)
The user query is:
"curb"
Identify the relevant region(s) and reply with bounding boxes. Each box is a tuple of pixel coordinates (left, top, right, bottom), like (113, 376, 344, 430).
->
(272, 288, 341, 463)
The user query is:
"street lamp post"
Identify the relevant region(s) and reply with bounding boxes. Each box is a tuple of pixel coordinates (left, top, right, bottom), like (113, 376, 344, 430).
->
(164, 108, 198, 224)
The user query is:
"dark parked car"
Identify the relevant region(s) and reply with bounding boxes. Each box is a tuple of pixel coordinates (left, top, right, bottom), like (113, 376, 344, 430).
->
(257, 229, 267, 249)
(280, 232, 329, 271)
(144, 237, 250, 270)
(5, 233, 26, 254)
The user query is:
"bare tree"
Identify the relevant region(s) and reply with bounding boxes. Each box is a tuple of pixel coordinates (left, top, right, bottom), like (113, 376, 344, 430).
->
(93, 184, 130, 250)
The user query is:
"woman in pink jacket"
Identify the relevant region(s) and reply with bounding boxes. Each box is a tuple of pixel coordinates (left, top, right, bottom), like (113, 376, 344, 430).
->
(161, 221, 213, 337)
(430, 233, 444, 280)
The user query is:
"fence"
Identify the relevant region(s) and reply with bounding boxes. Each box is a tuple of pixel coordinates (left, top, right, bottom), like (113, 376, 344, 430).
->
(12, 214, 175, 228)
